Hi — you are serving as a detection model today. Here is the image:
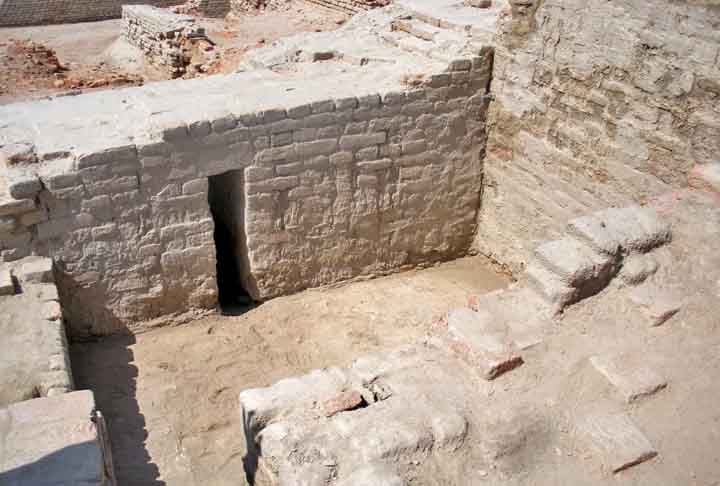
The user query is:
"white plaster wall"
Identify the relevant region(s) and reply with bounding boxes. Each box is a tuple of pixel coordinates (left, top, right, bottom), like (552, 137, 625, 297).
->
(0, 49, 493, 336)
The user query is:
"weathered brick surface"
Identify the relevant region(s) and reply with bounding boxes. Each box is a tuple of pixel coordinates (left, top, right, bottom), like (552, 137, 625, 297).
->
(123, 5, 205, 78)
(477, 0, 720, 270)
(0, 257, 74, 406)
(0, 390, 114, 485)
(0, 47, 493, 336)
(0, 0, 185, 26)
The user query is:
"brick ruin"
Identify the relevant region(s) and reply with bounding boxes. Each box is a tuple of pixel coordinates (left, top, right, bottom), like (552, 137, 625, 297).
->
(123, 5, 209, 77)
(1, 0, 720, 484)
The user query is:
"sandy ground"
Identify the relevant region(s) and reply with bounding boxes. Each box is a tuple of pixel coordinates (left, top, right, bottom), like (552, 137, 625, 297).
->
(70, 191, 720, 486)
(71, 256, 510, 486)
(0, 2, 347, 104)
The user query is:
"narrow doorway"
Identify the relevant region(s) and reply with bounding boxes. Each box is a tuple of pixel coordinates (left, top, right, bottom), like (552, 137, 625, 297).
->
(207, 170, 257, 315)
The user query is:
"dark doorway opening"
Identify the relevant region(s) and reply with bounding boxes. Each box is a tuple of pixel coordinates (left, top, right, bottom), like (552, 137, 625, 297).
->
(207, 170, 257, 316)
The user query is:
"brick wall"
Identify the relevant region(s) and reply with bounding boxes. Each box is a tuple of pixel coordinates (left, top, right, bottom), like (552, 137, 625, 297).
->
(123, 5, 204, 78)
(0, 0, 185, 27)
(0, 49, 493, 336)
(476, 0, 720, 271)
(197, 0, 231, 16)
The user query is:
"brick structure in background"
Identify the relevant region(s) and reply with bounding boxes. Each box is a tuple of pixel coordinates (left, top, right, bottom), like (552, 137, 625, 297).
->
(123, 5, 207, 78)
(477, 0, 720, 270)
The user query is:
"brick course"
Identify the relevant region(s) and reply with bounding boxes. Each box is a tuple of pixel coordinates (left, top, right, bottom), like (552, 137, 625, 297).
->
(0, 0, 186, 26)
(0, 48, 493, 336)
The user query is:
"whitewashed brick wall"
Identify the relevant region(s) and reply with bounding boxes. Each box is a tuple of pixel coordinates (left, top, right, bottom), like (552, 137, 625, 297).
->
(0, 48, 493, 336)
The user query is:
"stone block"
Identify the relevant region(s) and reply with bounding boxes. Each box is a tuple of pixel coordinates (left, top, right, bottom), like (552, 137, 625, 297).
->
(271, 131, 293, 147)
(269, 119, 300, 135)
(311, 100, 336, 114)
(19, 210, 48, 227)
(577, 412, 657, 473)
(330, 151, 354, 166)
(0, 390, 113, 485)
(629, 285, 683, 326)
(256, 145, 296, 164)
(182, 178, 209, 195)
(189, 120, 211, 138)
(287, 104, 312, 119)
(534, 237, 616, 287)
(19, 257, 54, 284)
(358, 175, 378, 188)
(0, 198, 36, 217)
(465, 0, 492, 7)
(276, 162, 304, 176)
(525, 260, 577, 312)
(7, 174, 42, 200)
(339, 132, 387, 151)
(335, 97, 358, 110)
(568, 206, 671, 255)
(293, 127, 318, 143)
(619, 254, 659, 286)
(211, 115, 237, 133)
(247, 176, 300, 194)
(446, 307, 523, 380)
(358, 159, 393, 172)
(245, 166, 273, 183)
(0, 269, 14, 295)
(77, 144, 137, 169)
(260, 108, 287, 124)
(296, 139, 338, 158)
(356, 146, 379, 161)
(590, 354, 667, 403)
(338, 411, 435, 463)
(358, 94, 381, 108)
(239, 367, 350, 436)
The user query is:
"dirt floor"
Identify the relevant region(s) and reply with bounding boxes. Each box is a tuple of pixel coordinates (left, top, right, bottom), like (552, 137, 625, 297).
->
(0, 2, 347, 104)
(70, 191, 720, 486)
(71, 256, 510, 486)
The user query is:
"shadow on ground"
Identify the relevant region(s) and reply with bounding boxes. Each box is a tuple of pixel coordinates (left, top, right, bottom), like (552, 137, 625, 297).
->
(71, 334, 164, 486)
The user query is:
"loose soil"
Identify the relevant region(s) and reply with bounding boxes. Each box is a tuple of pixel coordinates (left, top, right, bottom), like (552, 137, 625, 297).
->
(71, 256, 510, 485)
(70, 192, 720, 486)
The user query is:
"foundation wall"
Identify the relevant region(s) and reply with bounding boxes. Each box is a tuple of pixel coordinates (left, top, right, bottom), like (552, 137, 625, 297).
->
(0, 49, 492, 336)
(477, 0, 720, 270)
(0, 0, 186, 27)
(122, 5, 202, 78)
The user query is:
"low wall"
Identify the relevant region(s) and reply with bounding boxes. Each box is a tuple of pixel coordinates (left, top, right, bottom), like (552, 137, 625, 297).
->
(477, 0, 720, 270)
(196, 0, 231, 16)
(0, 48, 493, 336)
(304, 0, 387, 15)
(123, 5, 205, 78)
(0, 0, 185, 27)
